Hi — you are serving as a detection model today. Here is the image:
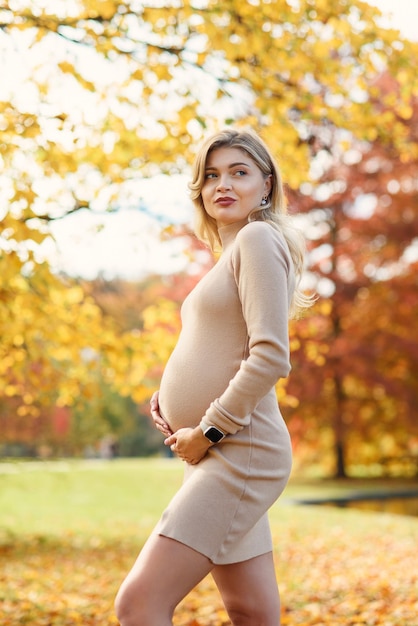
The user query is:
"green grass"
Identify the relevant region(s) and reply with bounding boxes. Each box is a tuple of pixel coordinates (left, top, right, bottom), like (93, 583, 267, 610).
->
(0, 458, 184, 542)
(1, 458, 417, 543)
(1, 459, 418, 626)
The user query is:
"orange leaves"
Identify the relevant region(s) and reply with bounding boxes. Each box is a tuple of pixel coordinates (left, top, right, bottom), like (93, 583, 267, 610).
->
(1, 462, 417, 625)
(0, 539, 123, 626)
(174, 577, 231, 625)
(1, 513, 417, 626)
(278, 528, 418, 625)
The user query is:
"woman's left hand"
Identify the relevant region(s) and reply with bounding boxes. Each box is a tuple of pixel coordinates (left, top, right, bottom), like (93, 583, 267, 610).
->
(165, 427, 212, 465)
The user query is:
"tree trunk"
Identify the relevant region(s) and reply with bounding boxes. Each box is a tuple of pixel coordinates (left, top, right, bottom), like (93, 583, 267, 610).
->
(335, 439, 346, 478)
(333, 374, 347, 478)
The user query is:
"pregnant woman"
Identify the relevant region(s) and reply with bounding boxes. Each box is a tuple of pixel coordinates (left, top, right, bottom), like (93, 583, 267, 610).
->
(115, 128, 312, 626)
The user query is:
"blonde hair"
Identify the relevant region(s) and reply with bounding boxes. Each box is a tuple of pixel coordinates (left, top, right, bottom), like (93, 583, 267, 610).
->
(188, 128, 314, 317)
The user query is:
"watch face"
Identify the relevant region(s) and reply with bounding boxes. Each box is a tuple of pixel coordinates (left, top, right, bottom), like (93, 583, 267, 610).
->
(205, 427, 224, 443)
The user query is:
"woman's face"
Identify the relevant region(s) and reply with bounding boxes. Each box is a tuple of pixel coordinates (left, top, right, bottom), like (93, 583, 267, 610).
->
(201, 147, 271, 228)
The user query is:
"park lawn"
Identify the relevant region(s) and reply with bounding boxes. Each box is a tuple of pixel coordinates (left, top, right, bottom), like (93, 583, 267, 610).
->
(0, 459, 417, 625)
(0, 458, 184, 542)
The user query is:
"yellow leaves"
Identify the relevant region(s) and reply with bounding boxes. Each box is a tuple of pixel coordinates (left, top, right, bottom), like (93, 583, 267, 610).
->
(58, 61, 95, 91)
(130, 68, 144, 81)
(58, 61, 74, 75)
(4, 384, 19, 397)
(2, 0, 418, 200)
(316, 299, 332, 317)
(276, 519, 418, 624)
(313, 0, 334, 11)
(22, 392, 34, 405)
(11, 334, 24, 347)
(0, 248, 124, 409)
(1, 240, 181, 415)
(364, 126, 379, 141)
(151, 64, 173, 82)
(326, 15, 351, 38)
(64, 286, 85, 305)
(113, 298, 181, 402)
(276, 378, 300, 408)
(1, 0, 417, 436)
(3, 468, 418, 626)
(290, 337, 301, 351)
(297, 333, 329, 366)
(310, 39, 334, 61)
(142, 298, 180, 333)
(256, 122, 310, 189)
(397, 103, 413, 120)
(87, 0, 117, 20)
(16, 404, 40, 417)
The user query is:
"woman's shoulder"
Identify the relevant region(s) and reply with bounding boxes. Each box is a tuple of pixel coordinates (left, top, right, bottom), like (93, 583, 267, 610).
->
(232, 220, 292, 275)
(235, 220, 288, 251)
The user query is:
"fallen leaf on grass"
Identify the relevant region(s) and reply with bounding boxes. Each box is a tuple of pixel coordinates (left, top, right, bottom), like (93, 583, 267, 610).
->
(1, 512, 417, 626)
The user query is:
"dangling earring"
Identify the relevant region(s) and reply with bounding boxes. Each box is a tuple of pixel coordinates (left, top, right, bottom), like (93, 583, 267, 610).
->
(261, 197, 268, 206)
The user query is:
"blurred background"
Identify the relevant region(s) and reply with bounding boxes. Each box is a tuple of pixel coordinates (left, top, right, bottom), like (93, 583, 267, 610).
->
(1, 0, 418, 480)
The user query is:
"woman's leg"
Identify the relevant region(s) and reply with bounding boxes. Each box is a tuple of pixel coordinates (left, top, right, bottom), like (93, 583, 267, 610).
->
(211, 551, 281, 626)
(115, 532, 213, 626)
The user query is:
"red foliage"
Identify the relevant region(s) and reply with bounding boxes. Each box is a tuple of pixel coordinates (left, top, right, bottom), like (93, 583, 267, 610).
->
(285, 77, 418, 475)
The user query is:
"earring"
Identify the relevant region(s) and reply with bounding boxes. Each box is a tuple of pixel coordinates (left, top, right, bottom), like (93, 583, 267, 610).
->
(261, 197, 268, 206)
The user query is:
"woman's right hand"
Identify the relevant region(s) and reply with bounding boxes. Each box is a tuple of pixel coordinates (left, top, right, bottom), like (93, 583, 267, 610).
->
(150, 391, 173, 437)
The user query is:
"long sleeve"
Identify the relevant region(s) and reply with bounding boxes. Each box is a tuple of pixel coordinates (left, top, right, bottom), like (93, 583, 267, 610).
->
(203, 221, 295, 435)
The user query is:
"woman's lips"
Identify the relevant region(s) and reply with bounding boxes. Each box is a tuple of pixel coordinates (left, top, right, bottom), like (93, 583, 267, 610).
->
(215, 197, 236, 206)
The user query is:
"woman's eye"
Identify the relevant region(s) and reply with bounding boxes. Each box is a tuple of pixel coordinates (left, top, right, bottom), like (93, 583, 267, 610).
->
(205, 172, 217, 179)
(235, 170, 246, 176)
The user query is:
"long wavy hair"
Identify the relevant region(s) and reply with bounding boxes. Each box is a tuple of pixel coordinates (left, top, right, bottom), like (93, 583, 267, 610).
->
(188, 128, 314, 317)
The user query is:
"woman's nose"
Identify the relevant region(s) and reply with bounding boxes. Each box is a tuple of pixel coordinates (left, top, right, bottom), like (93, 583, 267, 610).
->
(216, 175, 232, 191)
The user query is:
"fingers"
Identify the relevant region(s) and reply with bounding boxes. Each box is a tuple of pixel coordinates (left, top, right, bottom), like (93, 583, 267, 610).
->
(150, 390, 161, 418)
(165, 435, 187, 461)
(150, 391, 173, 436)
(156, 422, 172, 436)
(164, 434, 176, 447)
(153, 415, 171, 436)
(166, 437, 186, 461)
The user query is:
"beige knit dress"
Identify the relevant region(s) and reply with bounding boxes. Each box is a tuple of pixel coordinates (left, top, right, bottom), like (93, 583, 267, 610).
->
(156, 218, 295, 565)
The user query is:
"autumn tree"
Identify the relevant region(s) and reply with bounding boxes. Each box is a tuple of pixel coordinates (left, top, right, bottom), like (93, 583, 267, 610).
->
(1, 0, 417, 452)
(284, 75, 418, 477)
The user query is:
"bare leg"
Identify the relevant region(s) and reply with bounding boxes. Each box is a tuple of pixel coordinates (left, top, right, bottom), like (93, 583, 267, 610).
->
(211, 551, 281, 626)
(115, 532, 213, 626)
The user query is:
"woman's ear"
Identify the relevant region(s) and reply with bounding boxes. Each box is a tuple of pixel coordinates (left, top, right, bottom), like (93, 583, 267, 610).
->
(264, 174, 272, 196)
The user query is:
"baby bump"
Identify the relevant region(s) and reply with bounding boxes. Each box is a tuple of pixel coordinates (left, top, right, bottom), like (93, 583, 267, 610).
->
(159, 372, 219, 432)
(158, 352, 237, 433)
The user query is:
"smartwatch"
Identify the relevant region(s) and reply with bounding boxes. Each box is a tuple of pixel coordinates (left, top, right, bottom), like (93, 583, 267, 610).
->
(201, 424, 225, 443)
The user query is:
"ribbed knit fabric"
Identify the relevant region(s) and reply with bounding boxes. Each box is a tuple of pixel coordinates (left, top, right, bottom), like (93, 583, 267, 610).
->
(156, 219, 294, 564)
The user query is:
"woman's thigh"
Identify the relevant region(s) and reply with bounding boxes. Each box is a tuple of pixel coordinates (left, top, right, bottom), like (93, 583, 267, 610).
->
(115, 532, 213, 624)
(211, 551, 281, 626)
